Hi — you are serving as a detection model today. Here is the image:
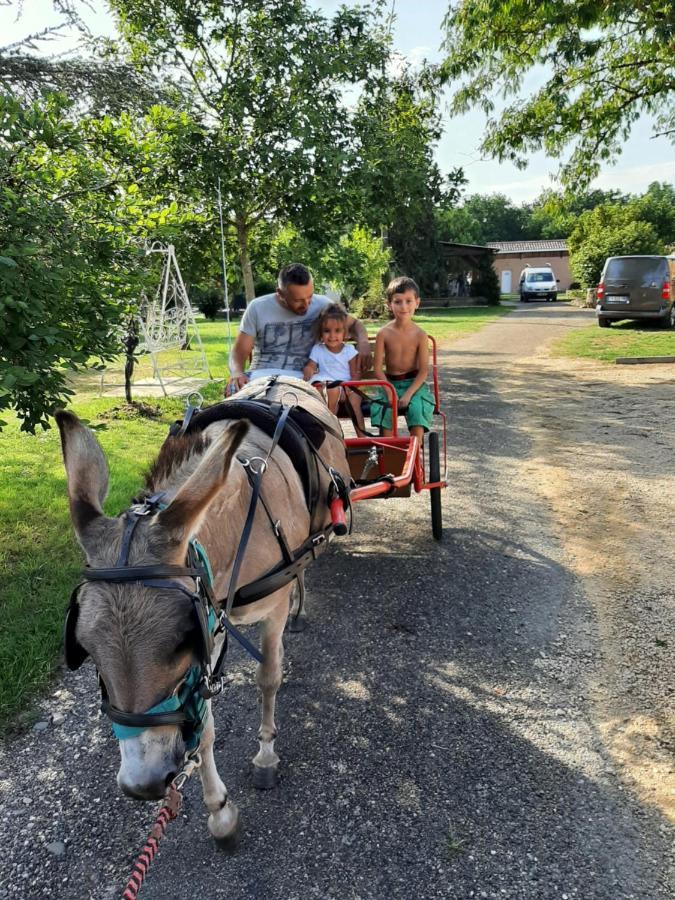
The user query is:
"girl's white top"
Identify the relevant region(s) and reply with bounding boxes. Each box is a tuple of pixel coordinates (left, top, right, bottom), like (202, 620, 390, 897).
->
(308, 342, 358, 382)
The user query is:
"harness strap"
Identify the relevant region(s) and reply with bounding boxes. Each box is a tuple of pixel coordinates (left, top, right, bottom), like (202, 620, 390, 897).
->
(224, 404, 292, 616)
(82, 565, 202, 583)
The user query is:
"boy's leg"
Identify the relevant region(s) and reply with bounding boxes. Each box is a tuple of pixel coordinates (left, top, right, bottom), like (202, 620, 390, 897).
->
(369, 387, 391, 434)
(405, 383, 434, 438)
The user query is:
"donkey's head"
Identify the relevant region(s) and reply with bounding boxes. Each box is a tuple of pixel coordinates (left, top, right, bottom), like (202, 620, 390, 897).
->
(56, 412, 248, 800)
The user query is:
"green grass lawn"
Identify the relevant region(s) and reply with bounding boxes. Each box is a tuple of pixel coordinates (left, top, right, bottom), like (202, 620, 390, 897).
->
(552, 319, 675, 362)
(0, 305, 508, 731)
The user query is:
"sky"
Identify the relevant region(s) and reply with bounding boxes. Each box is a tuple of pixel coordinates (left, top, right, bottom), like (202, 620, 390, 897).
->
(3, 0, 674, 204)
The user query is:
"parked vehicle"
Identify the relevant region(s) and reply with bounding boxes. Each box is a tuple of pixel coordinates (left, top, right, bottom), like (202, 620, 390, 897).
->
(596, 256, 675, 328)
(519, 266, 558, 302)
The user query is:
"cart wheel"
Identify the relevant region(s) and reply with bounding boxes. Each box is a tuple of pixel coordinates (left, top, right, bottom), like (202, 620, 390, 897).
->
(428, 431, 442, 541)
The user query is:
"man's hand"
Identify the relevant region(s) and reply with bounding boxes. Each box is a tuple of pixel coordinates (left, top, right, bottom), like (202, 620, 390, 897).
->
(347, 315, 372, 374)
(224, 373, 250, 396)
(356, 340, 373, 375)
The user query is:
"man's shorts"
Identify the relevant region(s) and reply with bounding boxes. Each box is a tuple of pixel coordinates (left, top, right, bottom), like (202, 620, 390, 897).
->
(370, 378, 435, 432)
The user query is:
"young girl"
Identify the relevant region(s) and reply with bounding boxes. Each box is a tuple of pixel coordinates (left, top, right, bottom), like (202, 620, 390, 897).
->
(303, 303, 366, 434)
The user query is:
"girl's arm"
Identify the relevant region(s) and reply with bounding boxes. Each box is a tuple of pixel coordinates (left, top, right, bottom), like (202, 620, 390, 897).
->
(348, 354, 360, 380)
(302, 360, 318, 381)
(373, 330, 387, 381)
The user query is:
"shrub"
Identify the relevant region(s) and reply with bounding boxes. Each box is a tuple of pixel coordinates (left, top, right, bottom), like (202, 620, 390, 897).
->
(191, 287, 223, 320)
(470, 256, 501, 305)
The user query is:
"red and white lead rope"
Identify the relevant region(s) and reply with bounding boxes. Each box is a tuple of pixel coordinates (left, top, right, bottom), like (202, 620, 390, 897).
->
(121, 752, 201, 899)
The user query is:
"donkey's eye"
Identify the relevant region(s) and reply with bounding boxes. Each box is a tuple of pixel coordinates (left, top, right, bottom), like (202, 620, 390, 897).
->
(171, 632, 197, 658)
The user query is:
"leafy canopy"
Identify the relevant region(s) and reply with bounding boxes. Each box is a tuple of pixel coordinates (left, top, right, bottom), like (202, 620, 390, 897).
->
(441, 1, 675, 186)
(568, 204, 664, 287)
(0, 92, 200, 431)
(108, 0, 389, 298)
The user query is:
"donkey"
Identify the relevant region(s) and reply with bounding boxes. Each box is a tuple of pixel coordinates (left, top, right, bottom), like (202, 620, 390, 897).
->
(57, 378, 350, 842)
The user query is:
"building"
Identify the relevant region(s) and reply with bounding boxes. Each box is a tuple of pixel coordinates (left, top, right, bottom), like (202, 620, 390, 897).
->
(486, 240, 571, 294)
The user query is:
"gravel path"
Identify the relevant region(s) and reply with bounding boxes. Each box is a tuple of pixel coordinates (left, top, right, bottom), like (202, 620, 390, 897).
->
(1, 303, 673, 900)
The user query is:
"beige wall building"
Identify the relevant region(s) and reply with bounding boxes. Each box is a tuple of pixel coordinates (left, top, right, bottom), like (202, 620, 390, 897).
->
(486, 240, 572, 294)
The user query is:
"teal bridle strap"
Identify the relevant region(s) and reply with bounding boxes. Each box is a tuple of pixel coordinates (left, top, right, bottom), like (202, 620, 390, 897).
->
(111, 665, 207, 749)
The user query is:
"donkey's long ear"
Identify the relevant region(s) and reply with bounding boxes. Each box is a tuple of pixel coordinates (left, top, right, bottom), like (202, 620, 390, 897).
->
(56, 411, 109, 540)
(158, 420, 249, 540)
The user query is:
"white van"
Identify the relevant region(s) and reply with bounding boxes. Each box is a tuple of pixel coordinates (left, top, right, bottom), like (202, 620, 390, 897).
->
(519, 266, 558, 302)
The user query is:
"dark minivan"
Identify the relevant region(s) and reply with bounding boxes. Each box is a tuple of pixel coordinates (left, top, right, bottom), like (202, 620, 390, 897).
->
(596, 255, 675, 328)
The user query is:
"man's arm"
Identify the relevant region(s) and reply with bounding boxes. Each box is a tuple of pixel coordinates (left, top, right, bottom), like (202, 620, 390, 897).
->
(226, 331, 255, 394)
(346, 314, 373, 373)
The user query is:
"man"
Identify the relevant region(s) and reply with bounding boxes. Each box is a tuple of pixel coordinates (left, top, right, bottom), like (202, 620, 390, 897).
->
(226, 263, 372, 393)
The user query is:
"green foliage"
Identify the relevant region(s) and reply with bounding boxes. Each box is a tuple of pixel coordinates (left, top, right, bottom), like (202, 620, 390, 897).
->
(442, 1, 675, 187)
(108, 0, 389, 299)
(568, 205, 664, 287)
(191, 286, 223, 321)
(437, 193, 532, 244)
(0, 91, 205, 431)
(323, 226, 391, 306)
(352, 66, 465, 292)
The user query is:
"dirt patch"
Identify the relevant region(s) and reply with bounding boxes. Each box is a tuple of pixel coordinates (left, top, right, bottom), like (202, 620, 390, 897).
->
(96, 401, 163, 421)
(515, 352, 675, 820)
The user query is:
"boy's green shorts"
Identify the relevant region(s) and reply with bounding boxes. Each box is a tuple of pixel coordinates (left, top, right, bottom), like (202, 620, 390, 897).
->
(370, 378, 435, 432)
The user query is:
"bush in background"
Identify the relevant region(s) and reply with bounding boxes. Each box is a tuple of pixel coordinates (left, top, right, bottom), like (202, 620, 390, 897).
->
(191, 286, 223, 320)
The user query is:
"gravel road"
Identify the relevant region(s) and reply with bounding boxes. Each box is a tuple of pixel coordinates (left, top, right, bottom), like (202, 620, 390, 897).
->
(1, 303, 673, 900)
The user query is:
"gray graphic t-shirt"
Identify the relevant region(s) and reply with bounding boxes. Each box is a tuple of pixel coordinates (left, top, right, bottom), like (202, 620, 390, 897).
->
(239, 293, 332, 378)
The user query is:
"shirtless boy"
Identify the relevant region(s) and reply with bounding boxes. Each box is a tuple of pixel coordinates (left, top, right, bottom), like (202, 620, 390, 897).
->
(371, 276, 434, 442)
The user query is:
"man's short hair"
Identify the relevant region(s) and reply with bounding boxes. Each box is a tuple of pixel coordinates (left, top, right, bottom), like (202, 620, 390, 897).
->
(386, 276, 420, 301)
(278, 263, 312, 291)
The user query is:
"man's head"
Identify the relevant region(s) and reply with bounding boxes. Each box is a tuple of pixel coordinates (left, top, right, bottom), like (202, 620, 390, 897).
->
(277, 263, 314, 315)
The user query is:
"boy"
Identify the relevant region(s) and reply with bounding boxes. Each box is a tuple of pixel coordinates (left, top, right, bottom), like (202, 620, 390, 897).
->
(371, 276, 434, 442)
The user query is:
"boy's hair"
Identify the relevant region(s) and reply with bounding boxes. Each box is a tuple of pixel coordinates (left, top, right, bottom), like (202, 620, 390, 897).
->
(278, 263, 312, 290)
(313, 302, 349, 343)
(386, 276, 419, 301)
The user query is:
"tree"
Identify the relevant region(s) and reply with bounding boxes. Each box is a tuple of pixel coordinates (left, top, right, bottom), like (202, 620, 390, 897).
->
(568, 204, 664, 287)
(437, 192, 532, 244)
(528, 189, 628, 240)
(353, 66, 464, 292)
(441, 1, 675, 187)
(108, 0, 388, 301)
(0, 92, 201, 431)
(628, 182, 675, 248)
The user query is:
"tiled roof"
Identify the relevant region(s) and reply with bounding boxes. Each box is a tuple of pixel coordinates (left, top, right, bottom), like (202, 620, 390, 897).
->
(486, 240, 568, 253)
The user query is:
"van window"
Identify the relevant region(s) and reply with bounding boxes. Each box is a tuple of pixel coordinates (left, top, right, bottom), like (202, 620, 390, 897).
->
(526, 272, 554, 282)
(605, 257, 667, 284)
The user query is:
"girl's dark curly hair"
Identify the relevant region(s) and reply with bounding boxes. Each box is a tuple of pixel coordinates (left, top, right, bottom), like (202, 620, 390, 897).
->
(312, 302, 349, 343)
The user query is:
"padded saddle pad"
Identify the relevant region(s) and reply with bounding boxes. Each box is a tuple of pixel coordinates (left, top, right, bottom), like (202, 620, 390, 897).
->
(169, 398, 322, 518)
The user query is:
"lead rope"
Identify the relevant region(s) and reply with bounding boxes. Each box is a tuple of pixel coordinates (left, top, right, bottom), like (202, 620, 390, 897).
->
(121, 752, 201, 899)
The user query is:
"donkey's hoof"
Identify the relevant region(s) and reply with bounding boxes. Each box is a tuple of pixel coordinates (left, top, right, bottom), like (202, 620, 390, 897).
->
(213, 826, 239, 854)
(208, 799, 239, 846)
(287, 614, 307, 633)
(252, 764, 279, 790)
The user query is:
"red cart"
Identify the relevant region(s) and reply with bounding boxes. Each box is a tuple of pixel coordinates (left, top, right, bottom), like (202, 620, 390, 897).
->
(329, 335, 447, 540)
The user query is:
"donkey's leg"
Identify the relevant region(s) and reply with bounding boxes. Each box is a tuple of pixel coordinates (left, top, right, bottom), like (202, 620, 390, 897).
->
(252, 592, 289, 789)
(199, 705, 239, 843)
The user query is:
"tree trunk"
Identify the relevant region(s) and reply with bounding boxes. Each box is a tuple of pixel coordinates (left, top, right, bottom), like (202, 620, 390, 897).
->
(123, 316, 139, 404)
(236, 216, 255, 303)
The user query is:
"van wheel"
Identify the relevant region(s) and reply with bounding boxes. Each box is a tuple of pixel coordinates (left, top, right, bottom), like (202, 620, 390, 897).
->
(661, 306, 675, 329)
(598, 318, 611, 328)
